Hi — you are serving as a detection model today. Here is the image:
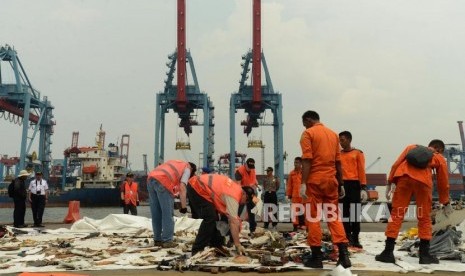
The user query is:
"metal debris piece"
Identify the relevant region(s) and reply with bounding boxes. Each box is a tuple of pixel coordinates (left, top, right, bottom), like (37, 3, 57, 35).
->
(189, 248, 218, 264)
(26, 260, 59, 267)
(81, 232, 100, 239)
(433, 206, 465, 232)
(95, 260, 116, 266)
(249, 235, 270, 246)
(70, 248, 100, 257)
(270, 239, 286, 249)
(59, 259, 93, 270)
(260, 253, 284, 266)
(58, 240, 71, 248)
(129, 258, 152, 266)
(0, 243, 20, 251)
(25, 246, 46, 255)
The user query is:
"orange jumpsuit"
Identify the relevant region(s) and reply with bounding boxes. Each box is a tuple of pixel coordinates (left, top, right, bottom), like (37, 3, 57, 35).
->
(300, 123, 348, 246)
(386, 145, 449, 240)
(286, 168, 304, 226)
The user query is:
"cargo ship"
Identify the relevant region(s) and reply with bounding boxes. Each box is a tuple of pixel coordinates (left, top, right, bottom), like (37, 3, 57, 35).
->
(0, 127, 129, 207)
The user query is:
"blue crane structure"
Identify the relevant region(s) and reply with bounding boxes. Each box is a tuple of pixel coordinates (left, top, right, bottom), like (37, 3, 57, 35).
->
(154, 0, 215, 169)
(0, 45, 54, 179)
(437, 121, 465, 200)
(229, 0, 285, 198)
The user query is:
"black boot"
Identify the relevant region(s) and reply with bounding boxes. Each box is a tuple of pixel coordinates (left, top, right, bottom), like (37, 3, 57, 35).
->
(375, 237, 396, 263)
(336, 243, 352, 268)
(351, 234, 363, 249)
(346, 232, 354, 246)
(419, 239, 439, 264)
(304, 246, 323, 268)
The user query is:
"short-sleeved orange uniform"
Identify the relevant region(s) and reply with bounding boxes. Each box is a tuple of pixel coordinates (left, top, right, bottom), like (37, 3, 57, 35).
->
(286, 169, 302, 200)
(386, 144, 449, 240)
(286, 168, 303, 225)
(300, 123, 348, 246)
(340, 149, 366, 185)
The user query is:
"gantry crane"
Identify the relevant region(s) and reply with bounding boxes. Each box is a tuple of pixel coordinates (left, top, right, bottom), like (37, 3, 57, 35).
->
(0, 156, 20, 183)
(229, 0, 284, 197)
(365, 156, 381, 171)
(445, 121, 465, 176)
(154, 0, 215, 168)
(143, 154, 148, 176)
(0, 45, 54, 178)
(120, 134, 130, 169)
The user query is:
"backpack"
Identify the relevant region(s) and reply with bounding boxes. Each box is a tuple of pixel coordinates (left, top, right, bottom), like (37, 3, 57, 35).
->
(8, 180, 15, 198)
(406, 145, 433, 168)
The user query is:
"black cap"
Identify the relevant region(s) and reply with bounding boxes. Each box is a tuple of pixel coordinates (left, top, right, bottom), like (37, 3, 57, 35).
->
(266, 167, 273, 172)
(126, 172, 134, 177)
(35, 171, 43, 175)
(246, 158, 255, 169)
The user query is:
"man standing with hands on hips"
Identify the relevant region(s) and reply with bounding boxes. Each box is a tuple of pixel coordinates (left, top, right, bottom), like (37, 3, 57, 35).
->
(28, 171, 49, 227)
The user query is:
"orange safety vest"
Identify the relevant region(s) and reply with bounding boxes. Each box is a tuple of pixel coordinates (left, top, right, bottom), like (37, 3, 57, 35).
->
(123, 181, 138, 206)
(235, 165, 257, 187)
(147, 160, 189, 196)
(189, 174, 243, 215)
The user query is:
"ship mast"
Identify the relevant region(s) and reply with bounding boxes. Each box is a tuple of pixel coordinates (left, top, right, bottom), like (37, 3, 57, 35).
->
(96, 124, 106, 150)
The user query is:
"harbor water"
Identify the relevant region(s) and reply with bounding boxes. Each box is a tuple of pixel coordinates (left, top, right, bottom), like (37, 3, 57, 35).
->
(0, 205, 153, 225)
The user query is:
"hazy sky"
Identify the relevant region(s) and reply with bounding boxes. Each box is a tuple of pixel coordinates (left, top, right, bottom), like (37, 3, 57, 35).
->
(1, 0, 465, 175)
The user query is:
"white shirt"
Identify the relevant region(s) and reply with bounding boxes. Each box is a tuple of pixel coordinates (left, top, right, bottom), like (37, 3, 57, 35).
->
(180, 168, 191, 184)
(28, 178, 49, 195)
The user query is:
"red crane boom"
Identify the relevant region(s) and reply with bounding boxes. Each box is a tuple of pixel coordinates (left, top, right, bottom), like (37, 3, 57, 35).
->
(252, 0, 262, 111)
(176, 0, 187, 111)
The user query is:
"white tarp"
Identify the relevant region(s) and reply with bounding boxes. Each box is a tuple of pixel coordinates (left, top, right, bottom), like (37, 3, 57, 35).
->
(42, 214, 202, 234)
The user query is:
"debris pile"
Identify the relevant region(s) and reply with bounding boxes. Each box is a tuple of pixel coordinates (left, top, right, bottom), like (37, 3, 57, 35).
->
(1, 213, 465, 274)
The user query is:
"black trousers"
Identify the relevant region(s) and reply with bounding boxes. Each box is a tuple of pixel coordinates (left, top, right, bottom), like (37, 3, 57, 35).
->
(31, 194, 46, 225)
(124, 204, 138, 215)
(13, 198, 26, 227)
(238, 200, 256, 233)
(340, 180, 362, 237)
(263, 191, 278, 228)
(187, 185, 224, 255)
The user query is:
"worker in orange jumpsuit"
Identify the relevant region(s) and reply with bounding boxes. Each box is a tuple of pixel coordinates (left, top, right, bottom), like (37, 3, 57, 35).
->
(120, 172, 139, 215)
(299, 110, 351, 268)
(286, 157, 305, 231)
(376, 140, 451, 264)
(235, 158, 259, 235)
(339, 131, 367, 248)
(188, 174, 247, 256)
